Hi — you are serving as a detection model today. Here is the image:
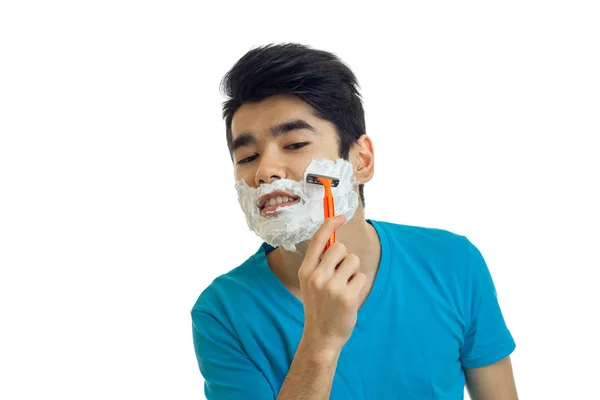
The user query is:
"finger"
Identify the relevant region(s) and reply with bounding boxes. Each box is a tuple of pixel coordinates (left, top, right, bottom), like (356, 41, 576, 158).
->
(302, 215, 347, 273)
(331, 254, 360, 284)
(311, 243, 347, 285)
(324, 255, 360, 295)
(346, 272, 367, 300)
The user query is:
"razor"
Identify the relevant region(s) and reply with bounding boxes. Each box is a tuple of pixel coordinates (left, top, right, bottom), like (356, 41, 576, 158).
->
(306, 173, 339, 250)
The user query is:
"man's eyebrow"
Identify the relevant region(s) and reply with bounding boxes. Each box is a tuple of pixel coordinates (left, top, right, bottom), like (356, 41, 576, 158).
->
(231, 119, 319, 153)
(231, 133, 256, 153)
(271, 119, 318, 138)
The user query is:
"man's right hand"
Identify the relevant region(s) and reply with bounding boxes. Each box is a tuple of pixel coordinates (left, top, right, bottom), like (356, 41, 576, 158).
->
(298, 215, 368, 353)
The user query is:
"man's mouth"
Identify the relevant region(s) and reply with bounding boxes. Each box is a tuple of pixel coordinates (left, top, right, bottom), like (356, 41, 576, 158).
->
(258, 191, 301, 216)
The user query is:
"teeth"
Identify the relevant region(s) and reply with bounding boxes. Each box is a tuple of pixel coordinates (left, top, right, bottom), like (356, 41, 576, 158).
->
(262, 194, 298, 208)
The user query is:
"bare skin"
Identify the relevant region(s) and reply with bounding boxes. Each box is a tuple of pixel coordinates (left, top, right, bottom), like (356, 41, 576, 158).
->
(465, 356, 519, 399)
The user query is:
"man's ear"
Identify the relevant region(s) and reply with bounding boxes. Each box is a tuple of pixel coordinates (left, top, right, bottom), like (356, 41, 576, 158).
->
(349, 134, 375, 184)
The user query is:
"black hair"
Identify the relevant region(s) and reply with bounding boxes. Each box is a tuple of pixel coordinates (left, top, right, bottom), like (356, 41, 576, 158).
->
(220, 43, 366, 207)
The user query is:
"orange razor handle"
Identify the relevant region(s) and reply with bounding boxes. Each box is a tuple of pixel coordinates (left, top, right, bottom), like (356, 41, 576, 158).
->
(318, 177, 336, 250)
(325, 196, 335, 249)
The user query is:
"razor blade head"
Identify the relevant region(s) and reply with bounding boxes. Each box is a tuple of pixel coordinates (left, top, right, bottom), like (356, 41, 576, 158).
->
(306, 174, 340, 187)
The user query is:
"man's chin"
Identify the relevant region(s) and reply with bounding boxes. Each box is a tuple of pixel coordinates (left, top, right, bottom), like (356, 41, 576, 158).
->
(260, 211, 280, 218)
(284, 239, 311, 254)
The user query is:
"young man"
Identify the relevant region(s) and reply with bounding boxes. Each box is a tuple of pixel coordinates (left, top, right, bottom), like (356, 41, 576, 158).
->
(191, 43, 517, 399)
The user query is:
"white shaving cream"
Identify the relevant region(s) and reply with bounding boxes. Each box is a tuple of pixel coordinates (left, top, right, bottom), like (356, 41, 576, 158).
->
(235, 158, 359, 252)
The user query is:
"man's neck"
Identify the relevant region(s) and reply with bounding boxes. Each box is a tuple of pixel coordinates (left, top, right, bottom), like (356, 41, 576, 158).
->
(266, 208, 381, 297)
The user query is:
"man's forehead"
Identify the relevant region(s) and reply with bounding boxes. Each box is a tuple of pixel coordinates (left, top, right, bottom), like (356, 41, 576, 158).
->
(231, 95, 315, 137)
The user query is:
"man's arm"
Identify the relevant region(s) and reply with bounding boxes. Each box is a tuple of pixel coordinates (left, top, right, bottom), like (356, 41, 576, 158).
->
(277, 338, 341, 400)
(465, 356, 518, 400)
(278, 215, 367, 399)
(460, 238, 517, 398)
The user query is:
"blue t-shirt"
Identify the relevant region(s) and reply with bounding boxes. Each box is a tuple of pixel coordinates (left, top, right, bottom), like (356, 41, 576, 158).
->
(191, 220, 515, 399)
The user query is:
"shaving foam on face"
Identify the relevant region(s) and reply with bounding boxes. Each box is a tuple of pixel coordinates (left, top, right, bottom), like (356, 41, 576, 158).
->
(235, 158, 359, 252)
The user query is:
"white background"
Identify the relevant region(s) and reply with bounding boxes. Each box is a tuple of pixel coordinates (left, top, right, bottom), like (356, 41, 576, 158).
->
(1, 1, 598, 399)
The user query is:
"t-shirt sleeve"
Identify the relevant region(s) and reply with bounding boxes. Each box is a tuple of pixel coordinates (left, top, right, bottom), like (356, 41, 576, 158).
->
(192, 309, 275, 399)
(459, 238, 516, 369)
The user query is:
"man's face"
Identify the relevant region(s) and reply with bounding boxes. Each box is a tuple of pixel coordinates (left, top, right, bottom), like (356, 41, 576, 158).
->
(230, 94, 341, 189)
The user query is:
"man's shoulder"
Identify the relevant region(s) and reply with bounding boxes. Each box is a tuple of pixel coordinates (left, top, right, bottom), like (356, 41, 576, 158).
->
(191, 250, 263, 316)
(373, 219, 468, 250)
(373, 219, 475, 276)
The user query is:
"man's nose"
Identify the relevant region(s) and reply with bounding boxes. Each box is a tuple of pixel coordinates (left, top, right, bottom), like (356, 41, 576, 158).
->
(255, 149, 286, 185)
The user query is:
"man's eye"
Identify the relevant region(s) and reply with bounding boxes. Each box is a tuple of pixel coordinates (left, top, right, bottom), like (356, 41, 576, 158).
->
(238, 154, 258, 164)
(286, 142, 309, 150)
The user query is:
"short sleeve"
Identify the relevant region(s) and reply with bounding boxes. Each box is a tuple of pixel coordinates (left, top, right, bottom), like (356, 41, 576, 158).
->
(192, 309, 275, 399)
(459, 239, 516, 369)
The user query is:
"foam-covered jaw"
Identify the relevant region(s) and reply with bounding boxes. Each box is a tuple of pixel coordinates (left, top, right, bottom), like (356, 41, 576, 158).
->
(234, 158, 359, 252)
